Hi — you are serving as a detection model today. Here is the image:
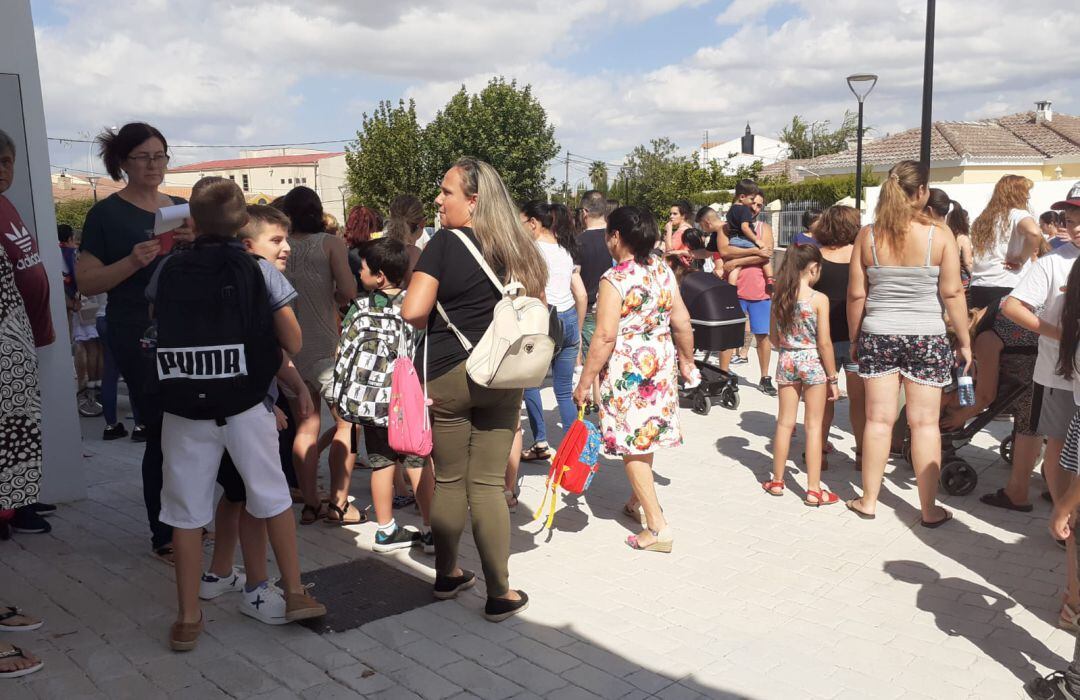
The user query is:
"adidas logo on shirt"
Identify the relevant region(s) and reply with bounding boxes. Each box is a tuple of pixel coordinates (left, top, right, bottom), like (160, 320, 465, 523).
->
(157, 344, 249, 380)
(5, 224, 34, 254)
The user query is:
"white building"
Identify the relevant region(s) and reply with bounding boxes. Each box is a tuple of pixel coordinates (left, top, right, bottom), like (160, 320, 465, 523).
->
(699, 124, 788, 173)
(167, 148, 350, 216)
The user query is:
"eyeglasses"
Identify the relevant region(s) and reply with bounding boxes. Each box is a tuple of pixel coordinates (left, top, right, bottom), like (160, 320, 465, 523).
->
(127, 153, 170, 166)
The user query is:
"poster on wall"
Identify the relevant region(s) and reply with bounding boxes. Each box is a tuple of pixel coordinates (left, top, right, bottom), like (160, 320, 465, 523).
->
(0, 72, 38, 242)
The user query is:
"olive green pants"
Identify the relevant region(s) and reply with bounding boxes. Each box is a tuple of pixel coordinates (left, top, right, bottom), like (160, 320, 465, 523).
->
(427, 361, 521, 598)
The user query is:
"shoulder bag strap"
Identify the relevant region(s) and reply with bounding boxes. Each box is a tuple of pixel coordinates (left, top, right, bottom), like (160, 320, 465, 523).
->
(434, 229, 510, 352)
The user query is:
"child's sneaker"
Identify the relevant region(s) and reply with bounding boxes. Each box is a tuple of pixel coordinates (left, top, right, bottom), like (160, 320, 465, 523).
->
(373, 524, 420, 552)
(239, 581, 288, 625)
(420, 530, 435, 555)
(285, 586, 326, 622)
(199, 567, 246, 600)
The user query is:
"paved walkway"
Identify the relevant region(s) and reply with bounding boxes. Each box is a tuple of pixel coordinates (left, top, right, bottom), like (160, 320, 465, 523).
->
(3, 363, 1073, 700)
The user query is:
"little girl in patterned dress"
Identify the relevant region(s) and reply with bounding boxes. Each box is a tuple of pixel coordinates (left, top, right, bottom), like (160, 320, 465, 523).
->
(762, 244, 841, 505)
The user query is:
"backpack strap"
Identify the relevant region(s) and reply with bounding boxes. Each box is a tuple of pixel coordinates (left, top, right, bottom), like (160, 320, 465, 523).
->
(434, 229, 519, 352)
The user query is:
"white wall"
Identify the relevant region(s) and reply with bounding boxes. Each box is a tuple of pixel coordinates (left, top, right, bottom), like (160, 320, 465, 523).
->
(864, 179, 1078, 224)
(1, 1, 84, 502)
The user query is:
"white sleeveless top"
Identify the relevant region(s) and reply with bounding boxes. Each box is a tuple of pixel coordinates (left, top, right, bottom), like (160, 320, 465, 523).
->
(970, 208, 1034, 289)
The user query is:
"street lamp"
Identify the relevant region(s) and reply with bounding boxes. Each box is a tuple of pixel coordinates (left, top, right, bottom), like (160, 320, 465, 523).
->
(338, 185, 349, 219)
(846, 73, 878, 212)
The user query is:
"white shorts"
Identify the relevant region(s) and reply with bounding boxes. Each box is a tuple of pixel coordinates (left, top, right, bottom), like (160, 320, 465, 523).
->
(159, 402, 292, 529)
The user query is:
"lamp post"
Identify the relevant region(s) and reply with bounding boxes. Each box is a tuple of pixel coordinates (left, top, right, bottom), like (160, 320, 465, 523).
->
(338, 185, 348, 219)
(920, 0, 936, 168)
(846, 73, 878, 212)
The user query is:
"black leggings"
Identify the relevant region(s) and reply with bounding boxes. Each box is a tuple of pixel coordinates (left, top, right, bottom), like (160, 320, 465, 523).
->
(106, 317, 171, 551)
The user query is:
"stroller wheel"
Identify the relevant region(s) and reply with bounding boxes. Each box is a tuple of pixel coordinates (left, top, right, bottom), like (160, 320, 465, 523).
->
(692, 393, 712, 416)
(941, 459, 978, 496)
(719, 386, 740, 411)
(1000, 434, 1014, 465)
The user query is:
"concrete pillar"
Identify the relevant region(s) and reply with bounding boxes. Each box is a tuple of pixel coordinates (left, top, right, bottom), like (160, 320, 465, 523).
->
(2, 1, 84, 502)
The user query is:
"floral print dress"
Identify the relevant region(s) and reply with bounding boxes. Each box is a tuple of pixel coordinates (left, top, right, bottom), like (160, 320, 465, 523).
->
(598, 257, 682, 456)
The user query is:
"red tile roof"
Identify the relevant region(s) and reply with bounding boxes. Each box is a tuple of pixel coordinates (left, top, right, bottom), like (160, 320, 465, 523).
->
(798, 111, 1080, 171)
(52, 177, 192, 203)
(168, 152, 345, 173)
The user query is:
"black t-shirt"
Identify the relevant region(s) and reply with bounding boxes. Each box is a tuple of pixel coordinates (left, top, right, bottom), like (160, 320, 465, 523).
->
(816, 258, 850, 343)
(80, 192, 186, 326)
(414, 228, 505, 381)
(726, 204, 756, 241)
(578, 228, 613, 307)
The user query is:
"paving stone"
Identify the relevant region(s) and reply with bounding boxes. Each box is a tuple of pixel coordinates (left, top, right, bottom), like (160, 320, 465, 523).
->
(95, 673, 169, 700)
(439, 659, 523, 700)
(399, 638, 466, 669)
(560, 664, 634, 700)
(504, 637, 582, 674)
(386, 664, 463, 700)
(301, 681, 366, 699)
(447, 632, 517, 668)
(494, 657, 568, 695)
(330, 663, 399, 695)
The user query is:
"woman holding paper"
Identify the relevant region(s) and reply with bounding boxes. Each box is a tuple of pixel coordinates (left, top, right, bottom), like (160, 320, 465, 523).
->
(77, 122, 188, 562)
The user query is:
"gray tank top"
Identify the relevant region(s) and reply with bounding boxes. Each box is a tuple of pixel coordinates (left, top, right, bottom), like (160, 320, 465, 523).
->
(284, 232, 340, 381)
(862, 225, 946, 336)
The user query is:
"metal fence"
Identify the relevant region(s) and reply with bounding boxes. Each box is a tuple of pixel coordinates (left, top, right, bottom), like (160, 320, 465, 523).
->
(775, 198, 828, 247)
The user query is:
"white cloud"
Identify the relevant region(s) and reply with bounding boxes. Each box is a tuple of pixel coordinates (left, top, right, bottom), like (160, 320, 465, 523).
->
(33, 0, 1080, 181)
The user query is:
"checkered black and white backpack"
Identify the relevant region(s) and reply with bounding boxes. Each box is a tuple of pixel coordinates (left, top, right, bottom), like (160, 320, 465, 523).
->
(331, 290, 416, 427)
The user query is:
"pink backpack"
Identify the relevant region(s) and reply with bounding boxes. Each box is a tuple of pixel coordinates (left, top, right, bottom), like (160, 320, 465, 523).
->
(387, 333, 432, 457)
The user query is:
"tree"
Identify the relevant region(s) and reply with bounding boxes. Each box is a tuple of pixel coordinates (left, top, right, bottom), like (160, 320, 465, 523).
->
(779, 112, 860, 160)
(54, 198, 95, 230)
(588, 161, 608, 193)
(422, 78, 559, 202)
(344, 99, 429, 214)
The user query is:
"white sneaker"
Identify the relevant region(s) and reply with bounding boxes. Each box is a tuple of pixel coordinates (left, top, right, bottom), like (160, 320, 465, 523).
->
(239, 581, 289, 625)
(198, 567, 246, 600)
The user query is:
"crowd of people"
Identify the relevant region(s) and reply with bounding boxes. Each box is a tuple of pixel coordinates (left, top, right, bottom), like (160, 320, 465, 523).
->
(3, 120, 1080, 698)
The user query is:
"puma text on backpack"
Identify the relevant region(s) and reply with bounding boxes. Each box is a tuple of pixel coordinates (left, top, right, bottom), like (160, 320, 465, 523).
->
(332, 291, 415, 426)
(436, 229, 554, 389)
(154, 238, 282, 421)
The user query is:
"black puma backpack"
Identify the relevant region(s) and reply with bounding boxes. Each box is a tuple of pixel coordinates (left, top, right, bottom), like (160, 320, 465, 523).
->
(153, 237, 282, 421)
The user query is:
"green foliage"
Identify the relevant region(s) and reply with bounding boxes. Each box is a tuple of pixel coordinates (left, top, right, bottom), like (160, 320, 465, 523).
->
(588, 161, 608, 193)
(344, 99, 428, 215)
(422, 78, 559, 202)
(760, 170, 880, 205)
(779, 113, 860, 160)
(611, 138, 762, 219)
(54, 198, 95, 230)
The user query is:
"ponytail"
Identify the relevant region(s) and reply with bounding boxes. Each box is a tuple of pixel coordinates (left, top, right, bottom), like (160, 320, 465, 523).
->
(385, 194, 425, 244)
(946, 199, 969, 236)
(874, 160, 929, 254)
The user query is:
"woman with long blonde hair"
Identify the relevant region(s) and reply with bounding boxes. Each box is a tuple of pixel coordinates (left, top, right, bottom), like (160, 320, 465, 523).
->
(846, 160, 971, 525)
(402, 157, 545, 622)
(968, 174, 1040, 310)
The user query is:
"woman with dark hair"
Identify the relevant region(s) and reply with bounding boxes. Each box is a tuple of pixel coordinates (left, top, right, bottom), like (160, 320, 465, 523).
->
(846, 161, 971, 524)
(814, 205, 863, 467)
(77, 122, 187, 561)
(403, 157, 547, 621)
(517, 201, 587, 468)
(664, 199, 694, 254)
(279, 187, 359, 525)
(968, 175, 1040, 310)
(1042, 210, 1070, 250)
(573, 206, 696, 552)
(926, 188, 972, 286)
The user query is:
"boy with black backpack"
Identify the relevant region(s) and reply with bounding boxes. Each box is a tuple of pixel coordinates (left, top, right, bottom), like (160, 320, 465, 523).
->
(148, 177, 324, 651)
(332, 238, 435, 552)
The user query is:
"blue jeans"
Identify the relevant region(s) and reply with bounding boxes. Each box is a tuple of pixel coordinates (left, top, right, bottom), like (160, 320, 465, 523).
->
(524, 307, 580, 445)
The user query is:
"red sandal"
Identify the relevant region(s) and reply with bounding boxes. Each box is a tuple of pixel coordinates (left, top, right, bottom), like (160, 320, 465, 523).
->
(761, 480, 785, 496)
(804, 489, 840, 507)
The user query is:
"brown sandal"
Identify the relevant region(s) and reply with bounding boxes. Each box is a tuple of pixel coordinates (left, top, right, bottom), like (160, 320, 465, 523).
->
(325, 500, 368, 526)
(520, 443, 552, 461)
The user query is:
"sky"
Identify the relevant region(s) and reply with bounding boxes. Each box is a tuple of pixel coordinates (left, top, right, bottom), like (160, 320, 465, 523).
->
(31, 0, 1080, 191)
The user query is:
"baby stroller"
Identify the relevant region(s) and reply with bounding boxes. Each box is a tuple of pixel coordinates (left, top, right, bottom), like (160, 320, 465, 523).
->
(678, 271, 746, 415)
(899, 376, 1026, 496)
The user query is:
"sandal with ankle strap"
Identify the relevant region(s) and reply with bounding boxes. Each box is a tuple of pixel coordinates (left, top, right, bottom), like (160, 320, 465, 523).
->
(521, 442, 552, 461)
(300, 502, 326, 526)
(804, 489, 840, 507)
(761, 480, 785, 496)
(324, 499, 368, 526)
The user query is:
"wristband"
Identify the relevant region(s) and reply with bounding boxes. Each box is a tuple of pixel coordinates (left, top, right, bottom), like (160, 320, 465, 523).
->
(827, 376, 839, 385)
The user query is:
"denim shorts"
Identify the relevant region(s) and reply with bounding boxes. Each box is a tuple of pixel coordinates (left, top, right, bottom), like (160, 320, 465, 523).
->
(832, 340, 859, 374)
(856, 332, 953, 387)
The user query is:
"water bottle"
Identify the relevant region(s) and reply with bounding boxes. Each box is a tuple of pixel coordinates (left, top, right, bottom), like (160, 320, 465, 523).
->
(957, 372, 975, 408)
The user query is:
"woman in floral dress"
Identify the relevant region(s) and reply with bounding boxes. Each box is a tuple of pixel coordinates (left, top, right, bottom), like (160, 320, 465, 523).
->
(574, 206, 696, 552)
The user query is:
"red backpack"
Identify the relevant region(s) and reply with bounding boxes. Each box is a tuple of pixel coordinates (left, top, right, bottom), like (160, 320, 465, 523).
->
(533, 408, 602, 528)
